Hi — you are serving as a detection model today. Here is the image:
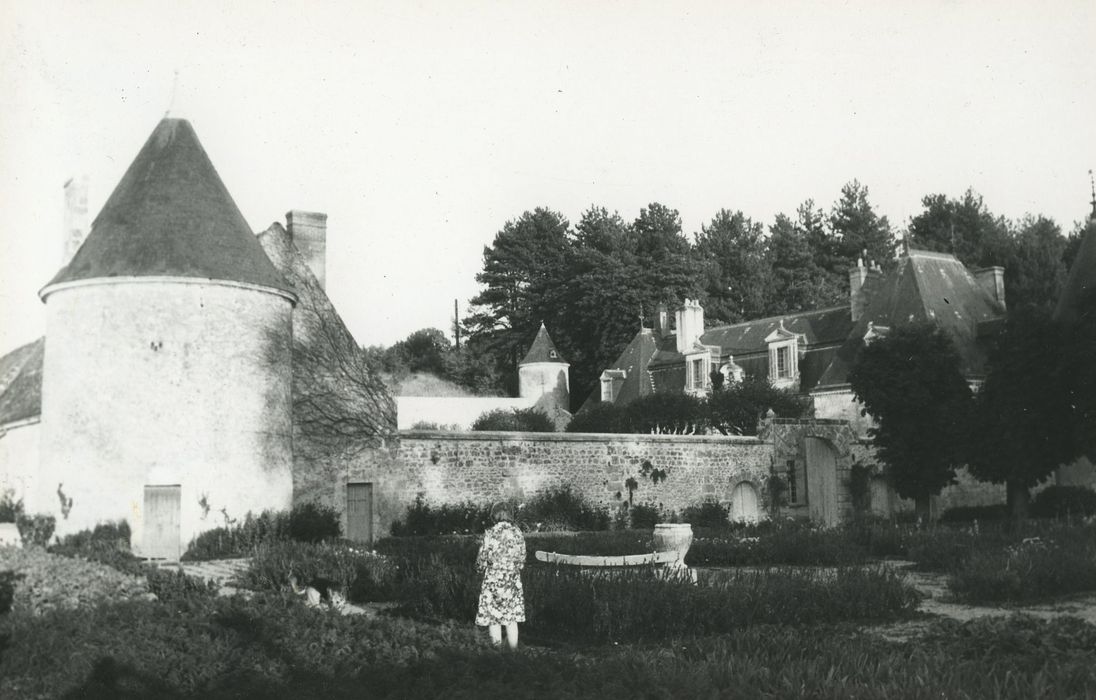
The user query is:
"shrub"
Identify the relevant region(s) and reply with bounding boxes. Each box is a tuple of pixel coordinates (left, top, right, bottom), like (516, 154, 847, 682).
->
(939, 504, 1010, 523)
(471, 407, 555, 432)
(54, 520, 131, 551)
(1031, 485, 1096, 519)
(685, 519, 868, 567)
(0, 547, 148, 615)
(629, 503, 662, 529)
(680, 500, 729, 528)
(947, 528, 1096, 603)
(374, 535, 482, 566)
(183, 510, 289, 561)
(15, 513, 56, 548)
(240, 540, 396, 603)
(394, 562, 920, 642)
(288, 502, 341, 543)
(389, 495, 493, 536)
(0, 489, 21, 522)
(566, 401, 628, 433)
(145, 567, 220, 605)
(518, 486, 611, 531)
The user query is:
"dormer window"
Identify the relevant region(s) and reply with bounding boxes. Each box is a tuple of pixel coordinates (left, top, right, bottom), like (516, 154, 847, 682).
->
(684, 351, 711, 395)
(776, 346, 790, 379)
(764, 321, 803, 390)
(548, 350, 558, 359)
(600, 369, 626, 402)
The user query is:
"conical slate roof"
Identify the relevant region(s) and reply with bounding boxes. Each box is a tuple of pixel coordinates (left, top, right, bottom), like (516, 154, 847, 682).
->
(1055, 216, 1096, 324)
(520, 323, 567, 364)
(42, 118, 292, 297)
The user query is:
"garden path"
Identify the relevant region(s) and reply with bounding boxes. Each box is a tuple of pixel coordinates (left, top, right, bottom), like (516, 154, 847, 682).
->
(869, 561, 1096, 642)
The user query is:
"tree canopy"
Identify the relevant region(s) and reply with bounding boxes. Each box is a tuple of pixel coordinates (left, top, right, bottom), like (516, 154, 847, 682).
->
(847, 323, 973, 519)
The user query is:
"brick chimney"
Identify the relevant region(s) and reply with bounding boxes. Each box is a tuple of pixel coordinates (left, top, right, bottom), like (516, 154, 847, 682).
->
(973, 266, 1006, 311)
(286, 210, 328, 290)
(849, 257, 867, 322)
(62, 176, 89, 266)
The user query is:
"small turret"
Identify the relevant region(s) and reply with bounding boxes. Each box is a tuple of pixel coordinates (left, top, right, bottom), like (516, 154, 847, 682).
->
(518, 323, 570, 422)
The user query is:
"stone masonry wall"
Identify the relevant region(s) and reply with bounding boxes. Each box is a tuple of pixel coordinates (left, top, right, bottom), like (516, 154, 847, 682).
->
(367, 431, 771, 538)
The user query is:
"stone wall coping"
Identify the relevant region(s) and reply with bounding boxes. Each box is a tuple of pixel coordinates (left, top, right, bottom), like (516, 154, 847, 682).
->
(768, 418, 850, 426)
(399, 429, 764, 446)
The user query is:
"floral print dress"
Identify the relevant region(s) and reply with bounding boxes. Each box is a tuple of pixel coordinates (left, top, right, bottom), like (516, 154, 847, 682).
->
(475, 521, 526, 626)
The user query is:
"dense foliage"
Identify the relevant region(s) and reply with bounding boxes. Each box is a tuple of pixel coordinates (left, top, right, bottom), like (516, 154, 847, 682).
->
(470, 406, 555, 432)
(567, 377, 808, 435)
(848, 323, 972, 519)
(967, 309, 1079, 518)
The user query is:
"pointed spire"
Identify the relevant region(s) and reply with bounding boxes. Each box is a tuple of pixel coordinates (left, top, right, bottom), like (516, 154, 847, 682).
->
(1089, 169, 1095, 221)
(519, 323, 567, 365)
(42, 118, 292, 299)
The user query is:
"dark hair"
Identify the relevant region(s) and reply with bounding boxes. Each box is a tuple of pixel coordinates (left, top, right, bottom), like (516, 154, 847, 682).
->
(491, 502, 513, 523)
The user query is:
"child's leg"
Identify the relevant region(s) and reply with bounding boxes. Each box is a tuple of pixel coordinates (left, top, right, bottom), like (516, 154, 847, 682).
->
(505, 622, 519, 649)
(488, 624, 502, 646)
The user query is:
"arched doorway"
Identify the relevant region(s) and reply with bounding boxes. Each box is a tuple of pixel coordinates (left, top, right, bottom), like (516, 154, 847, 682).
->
(729, 481, 760, 523)
(804, 437, 839, 527)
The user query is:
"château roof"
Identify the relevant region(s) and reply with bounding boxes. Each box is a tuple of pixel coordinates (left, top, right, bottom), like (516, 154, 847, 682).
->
(520, 323, 568, 364)
(42, 118, 293, 298)
(814, 249, 1005, 390)
(1055, 217, 1096, 324)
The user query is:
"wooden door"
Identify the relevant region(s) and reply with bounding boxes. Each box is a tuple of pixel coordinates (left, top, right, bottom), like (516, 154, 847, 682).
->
(346, 483, 374, 545)
(805, 437, 839, 527)
(143, 485, 181, 561)
(729, 482, 760, 523)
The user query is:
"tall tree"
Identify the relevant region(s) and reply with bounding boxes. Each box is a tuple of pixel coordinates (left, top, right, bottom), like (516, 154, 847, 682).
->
(630, 203, 702, 305)
(829, 180, 896, 270)
(767, 212, 845, 314)
(560, 207, 648, 404)
(848, 323, 972, 520)
(465, 208, 572, 393)
(694, 209, 771, 323)
(1003, 215, 1069, 312)
(906, 189, 1011, 267)
(967, 309, 1076, 521)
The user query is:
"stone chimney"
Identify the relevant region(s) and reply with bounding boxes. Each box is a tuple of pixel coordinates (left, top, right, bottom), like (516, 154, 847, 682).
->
(675, 299, 705, 353)
(849, 257, 868, 322)
(973, 266, 1006, 311)
(286, 210, 328, 290)
(655, 303, 671, 338)
(62, 176, 89, 266)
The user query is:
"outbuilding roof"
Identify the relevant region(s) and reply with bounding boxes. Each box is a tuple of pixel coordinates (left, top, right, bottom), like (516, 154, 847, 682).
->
(520, 323, 568, 365)
(0, 338, 43, 428)
(42, 118, 292, 298)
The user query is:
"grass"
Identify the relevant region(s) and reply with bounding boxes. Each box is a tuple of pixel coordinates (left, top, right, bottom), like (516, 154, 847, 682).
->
(1, 595, 1093, 699)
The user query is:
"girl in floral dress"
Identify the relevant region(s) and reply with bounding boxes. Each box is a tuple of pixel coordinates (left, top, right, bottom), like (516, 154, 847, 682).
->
(475, 504, 526, 649)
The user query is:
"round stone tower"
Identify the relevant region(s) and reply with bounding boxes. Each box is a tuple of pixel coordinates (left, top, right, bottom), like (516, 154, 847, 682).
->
(518, 323, 570, 418)
(37, 118, 297, 557)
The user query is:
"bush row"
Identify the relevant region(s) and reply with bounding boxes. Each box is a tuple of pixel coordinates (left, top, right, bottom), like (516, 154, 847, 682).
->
(4, 602, 1093, 699)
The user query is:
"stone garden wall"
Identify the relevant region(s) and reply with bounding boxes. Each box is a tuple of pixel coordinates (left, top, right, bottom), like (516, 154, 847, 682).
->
(373, 430, 770, 537)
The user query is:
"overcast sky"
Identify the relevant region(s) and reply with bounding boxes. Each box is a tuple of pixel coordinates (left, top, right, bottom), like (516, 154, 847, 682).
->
(1, 0, 1094, 352)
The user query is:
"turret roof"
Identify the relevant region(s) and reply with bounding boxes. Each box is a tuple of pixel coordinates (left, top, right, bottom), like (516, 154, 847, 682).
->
(520, 323, 567, 364)
(1055, 217, 1096, 324)
(42, 118, 292, 297)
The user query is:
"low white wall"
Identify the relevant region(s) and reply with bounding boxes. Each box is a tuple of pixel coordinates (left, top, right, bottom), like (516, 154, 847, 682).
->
(0, 419, 40, 507)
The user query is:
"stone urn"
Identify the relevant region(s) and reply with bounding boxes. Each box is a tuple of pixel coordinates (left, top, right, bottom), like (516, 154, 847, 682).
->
(653, 523, 693, 564)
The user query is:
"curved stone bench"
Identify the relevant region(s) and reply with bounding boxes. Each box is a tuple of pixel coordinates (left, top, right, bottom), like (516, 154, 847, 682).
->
(534, 550, 682, 567)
